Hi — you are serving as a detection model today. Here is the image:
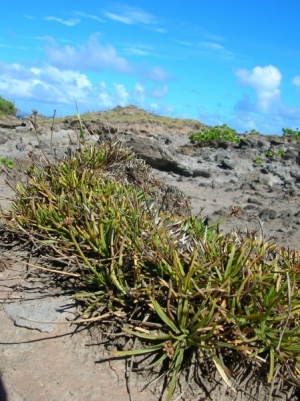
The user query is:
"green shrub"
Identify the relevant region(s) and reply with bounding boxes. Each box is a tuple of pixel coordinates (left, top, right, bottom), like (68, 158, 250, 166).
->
(0, 96, 17, 117)
(282, 128, 300, 139)
(265, 149, 286, 158)
(245, 129, 260, 135)
(189, 124, 240, 146)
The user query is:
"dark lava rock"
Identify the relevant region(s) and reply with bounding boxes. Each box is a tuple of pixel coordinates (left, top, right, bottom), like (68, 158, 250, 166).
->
(247, 197, 264, 206)
(193, 169, 211, 178)
(220, 158, 235, 170)
(259, 209, 277, 220)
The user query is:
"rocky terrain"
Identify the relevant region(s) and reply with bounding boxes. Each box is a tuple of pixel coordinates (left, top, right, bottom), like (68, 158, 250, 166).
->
(1, 105, 300, 249)
(0, 105, 300, 401)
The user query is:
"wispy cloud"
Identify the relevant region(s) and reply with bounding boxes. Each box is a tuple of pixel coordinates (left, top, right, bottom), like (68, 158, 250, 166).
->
(174, 40, 193, 47)
(123, 47, 150, 56)
(75, 11, 105, 23)
(45, 16, 80, 26)
(200, 41, 225, 51)
(0, 44, 27, 50)
(174, 39, 234, 61)
(104, 12, 132, 24)
(104, 5, 159, 25)
(198, 41, 234, 60)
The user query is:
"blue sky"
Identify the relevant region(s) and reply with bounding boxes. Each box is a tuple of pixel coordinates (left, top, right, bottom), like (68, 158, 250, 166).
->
(1, 1, 300, 134)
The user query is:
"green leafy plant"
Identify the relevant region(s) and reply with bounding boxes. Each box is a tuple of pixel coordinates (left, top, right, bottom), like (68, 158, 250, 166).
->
(282, 128, 300, 139)
(0, 157, 15, 169)
(0, 96, 17, 117)
(265, 149, 286, 158)
(189, 124, 240, 146)
(115, 235, 300, 399)
(255, 156, 263, 165)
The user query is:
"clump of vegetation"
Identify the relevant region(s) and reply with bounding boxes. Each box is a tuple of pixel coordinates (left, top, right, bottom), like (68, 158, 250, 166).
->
(265, 149, 286, 158)
(0, 95, 17, 117)
(282, 128, 300, 139)
(2, 123, 300, 400)
(0, 157, 15, 169)
(254, 149, 286, 166)
(255, 155, 263, 165)
(245, 129, 260, 135)
(189, 124, 240, 146)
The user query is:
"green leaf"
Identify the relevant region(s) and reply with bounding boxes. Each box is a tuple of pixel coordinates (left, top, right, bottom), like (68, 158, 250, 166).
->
(150, 296, 179, 333)
(113, 343, 163, 357)
(122, 327, 171, 341)
(166, 347, 184, 401)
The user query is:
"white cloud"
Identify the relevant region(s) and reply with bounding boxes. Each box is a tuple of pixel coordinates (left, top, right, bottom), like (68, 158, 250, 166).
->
(45, 34, 133, 73)
(132, 82, 145, 105)
(132, 82, 169, 105)
(98, 91, 114, 109)
(0, 60, 172, 116)
(236, 65, 282, 112)
(44, 16, 80, 26)
(0, 62, 92, 107)
(113, 83, 129, 105)
(104, 6, 159, 25)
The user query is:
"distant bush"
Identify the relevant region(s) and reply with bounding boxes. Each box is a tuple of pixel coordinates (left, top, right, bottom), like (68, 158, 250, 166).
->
(282, 128, 300, 139)
(265, 149, 286, 158)
(190, 124, 240, 146)
(0, 96, 17, 117)
(245, 129, 260, 135)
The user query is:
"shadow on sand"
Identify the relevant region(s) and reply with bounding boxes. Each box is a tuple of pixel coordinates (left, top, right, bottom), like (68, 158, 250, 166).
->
(0, 375, 7, 401)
